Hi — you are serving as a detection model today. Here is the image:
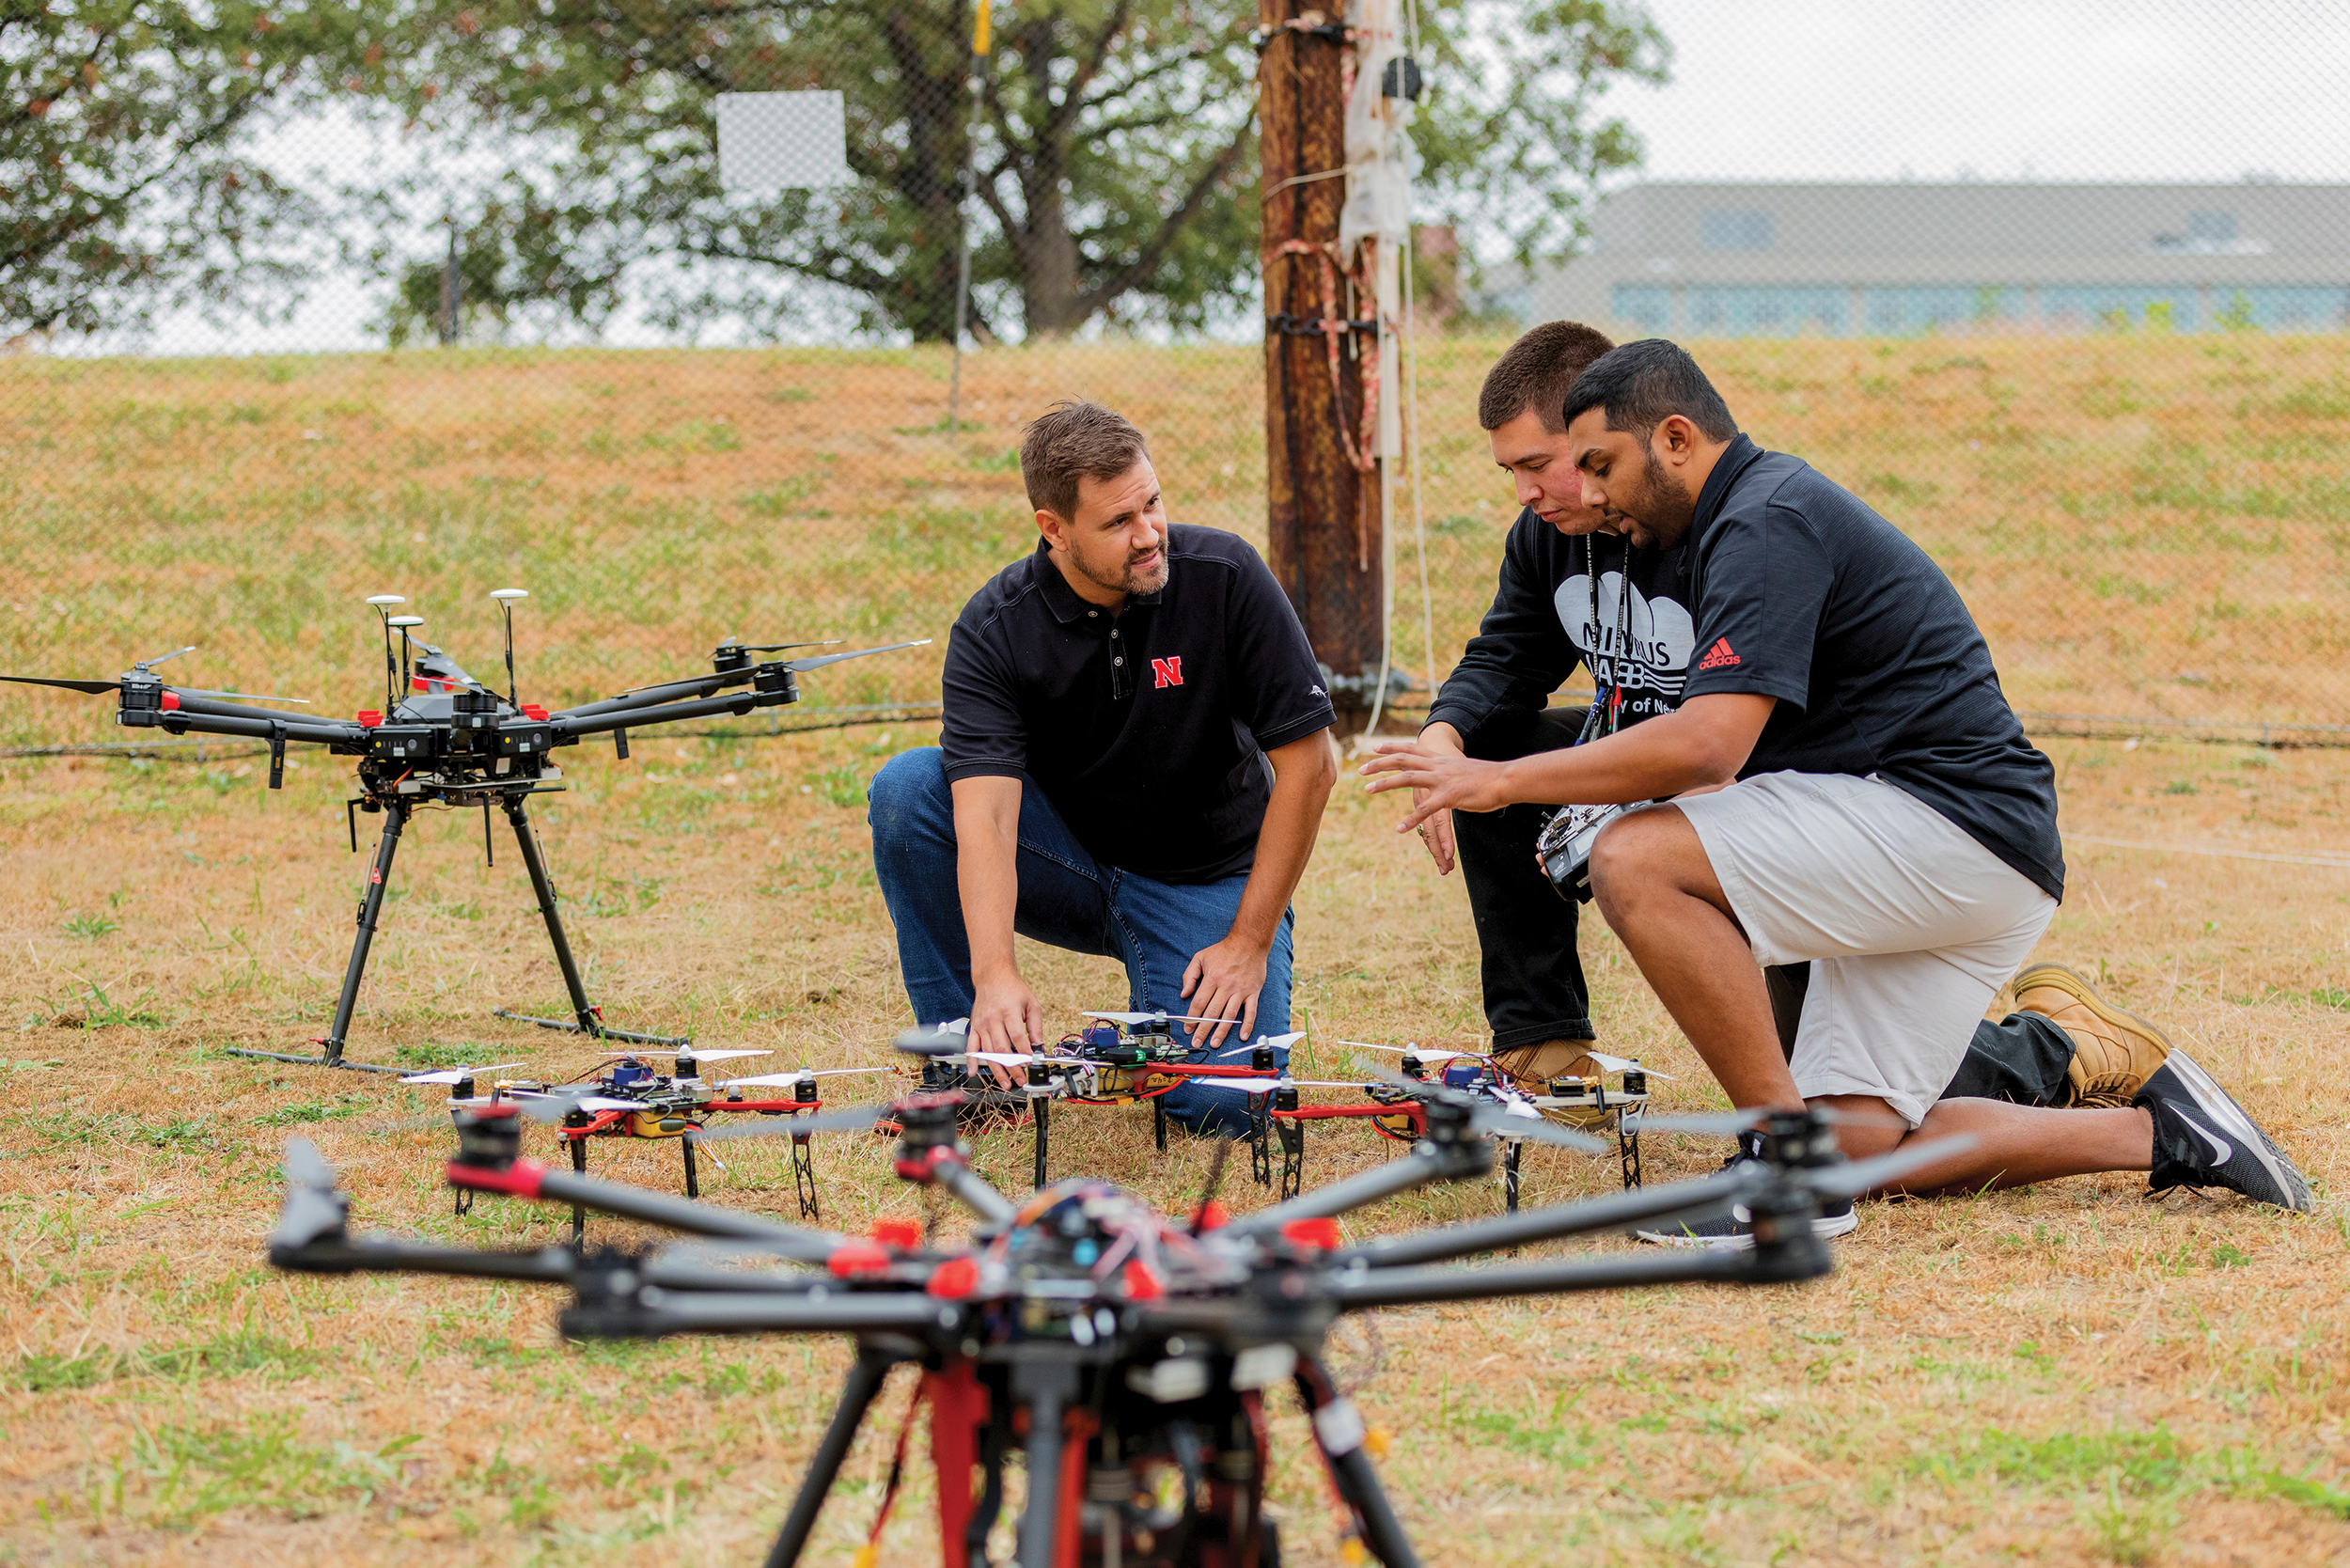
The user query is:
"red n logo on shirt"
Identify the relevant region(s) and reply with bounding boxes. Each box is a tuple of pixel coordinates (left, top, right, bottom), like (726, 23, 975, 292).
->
(1151, 656, 1184, 688)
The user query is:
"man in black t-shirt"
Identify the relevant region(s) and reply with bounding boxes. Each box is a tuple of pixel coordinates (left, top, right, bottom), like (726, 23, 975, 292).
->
(1416, 322, 1696, 1082)
(1367, 340, 2311, 1237)
(1427, 323, 2116, 1118)
(868, 400, 1339, 1128)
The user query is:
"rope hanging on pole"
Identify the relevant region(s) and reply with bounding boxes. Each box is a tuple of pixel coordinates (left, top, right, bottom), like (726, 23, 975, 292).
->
(1266, 238, 1383, 477)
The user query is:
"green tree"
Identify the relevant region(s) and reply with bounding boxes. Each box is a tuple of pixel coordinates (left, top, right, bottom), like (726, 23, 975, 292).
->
(0, 1, 370, 336)
(355, 0, 1667, 343)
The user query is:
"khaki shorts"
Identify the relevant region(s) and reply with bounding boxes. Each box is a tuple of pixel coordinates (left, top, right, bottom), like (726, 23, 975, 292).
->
(1669, 771, 2057, 1127)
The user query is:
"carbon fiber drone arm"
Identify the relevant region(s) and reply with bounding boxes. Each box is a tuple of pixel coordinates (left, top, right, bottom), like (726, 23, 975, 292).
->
(122, 690, 366, 747)
(1324, 1162, 1767, 1271)
(547, 682, 800, 740)
(1324, 1241, 1820, 1309)
(445, 1154, 850, 1267)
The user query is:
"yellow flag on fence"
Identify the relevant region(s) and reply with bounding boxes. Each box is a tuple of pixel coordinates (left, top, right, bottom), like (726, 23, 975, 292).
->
(973, 0, 991, 55)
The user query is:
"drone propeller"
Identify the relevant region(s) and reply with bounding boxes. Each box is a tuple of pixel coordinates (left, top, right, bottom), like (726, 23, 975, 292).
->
(727, 638, 841, 653)
(1360, 1068, 1611, 1152)
(1581, 1051, 1675, 1080)
(0, 675, 122, 695)
(1341, 1041, 1487, 1066)
(498, 1089, 648, 1121)
(718, 1067, 894, 1089)
(1795, 1134, 1975, 1198)
(180, 686, 315, 705)
(600, 1047, 773, 1064)
(134, 646, 198, 671)
(1082, 1010, 1229, 1028)
(398, 1062, 524, 1086)
(686, 1103, 891, 1145)
(894, 1027, 979, 1058)
(270, 1137, 351, 1250)
(1634, 1105, 1909, 1136)
(781, 638, 933, 672)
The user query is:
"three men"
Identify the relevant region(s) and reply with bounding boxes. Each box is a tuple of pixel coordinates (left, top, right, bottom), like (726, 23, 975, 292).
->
(867, 400, 1338, 1128)
(1365, 338, 2311, 1238)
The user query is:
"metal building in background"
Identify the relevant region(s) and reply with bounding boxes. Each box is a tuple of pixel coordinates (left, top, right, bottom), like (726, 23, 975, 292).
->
(1516, 180, 2350, 336)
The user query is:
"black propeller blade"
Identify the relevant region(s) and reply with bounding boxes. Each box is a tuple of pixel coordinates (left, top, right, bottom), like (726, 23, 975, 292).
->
(0, 676, 119, 695)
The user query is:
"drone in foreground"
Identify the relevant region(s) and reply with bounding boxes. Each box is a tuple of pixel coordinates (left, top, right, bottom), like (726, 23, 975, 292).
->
(2, 597, 926, 1074)
(405, 1048, 890, 1231)
(268, 1030, 1965, 1568)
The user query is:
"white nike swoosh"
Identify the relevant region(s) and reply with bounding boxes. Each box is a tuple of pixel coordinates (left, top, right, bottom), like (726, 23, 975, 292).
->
(2176, 1109, 2232, 1167)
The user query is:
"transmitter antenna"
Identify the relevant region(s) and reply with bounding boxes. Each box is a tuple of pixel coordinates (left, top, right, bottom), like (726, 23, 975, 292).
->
(387, 616, 424, 695)
(490, 588, 529, 708)
(365, 596, 404, 711)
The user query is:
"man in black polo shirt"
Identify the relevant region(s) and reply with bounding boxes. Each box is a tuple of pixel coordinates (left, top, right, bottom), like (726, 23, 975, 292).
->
(868, 400, 1339, 1128)
(1364, 339, 2311, 1238)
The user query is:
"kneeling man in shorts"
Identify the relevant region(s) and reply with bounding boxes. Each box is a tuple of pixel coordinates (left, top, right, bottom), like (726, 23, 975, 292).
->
(1363, 339, 2311, 1244)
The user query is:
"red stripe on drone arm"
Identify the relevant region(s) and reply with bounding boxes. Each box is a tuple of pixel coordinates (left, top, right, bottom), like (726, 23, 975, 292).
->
(558, 1110, 627, 1141)
(446, 1158, 548, 1200)
(1275, 1104, 1413, 1121)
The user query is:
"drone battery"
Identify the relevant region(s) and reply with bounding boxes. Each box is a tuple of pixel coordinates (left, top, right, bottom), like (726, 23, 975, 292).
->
(368, 725, 437, 761)
(496, 722, 554, 758)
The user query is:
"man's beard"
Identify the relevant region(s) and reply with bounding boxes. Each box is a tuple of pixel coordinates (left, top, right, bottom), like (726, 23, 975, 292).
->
(1073, 543, 1169, 597)
(1622, 447, 1695, 549)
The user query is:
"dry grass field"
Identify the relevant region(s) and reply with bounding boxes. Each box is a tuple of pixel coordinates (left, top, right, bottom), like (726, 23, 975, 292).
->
(2, 334, 2348, 1566)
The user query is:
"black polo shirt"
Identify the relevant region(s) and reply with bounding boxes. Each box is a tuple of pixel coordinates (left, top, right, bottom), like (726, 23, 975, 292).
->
(939, 525, 1336, 884)
(1675, 433, 2065, 901)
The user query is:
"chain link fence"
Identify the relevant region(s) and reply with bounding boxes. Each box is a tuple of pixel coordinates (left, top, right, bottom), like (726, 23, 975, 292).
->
(3, 1, 2347, 751)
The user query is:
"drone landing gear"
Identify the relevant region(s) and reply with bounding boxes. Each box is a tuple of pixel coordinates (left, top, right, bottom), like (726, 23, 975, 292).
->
(1031, 1099, 1050, 1192)
(1620, 1117, 1643, 1190)
(791, 1126, 822, 1222)
(227, 799, 414, 1075)
(489, 794, 688, 1047)
(1503, 1140, 1525, 1214)
(767, 1349, 903, 1568)
(227, 792, 687, 1077)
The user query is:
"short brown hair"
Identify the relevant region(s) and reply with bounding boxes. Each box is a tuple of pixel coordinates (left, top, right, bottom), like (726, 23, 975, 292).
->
(1477, 321, 1617, 433)
(1020, 400, 1151, 521)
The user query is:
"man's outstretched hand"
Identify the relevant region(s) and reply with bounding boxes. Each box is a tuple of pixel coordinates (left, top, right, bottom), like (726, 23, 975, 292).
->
(1401, 723, 1466, 874)
(1181, 935, 1267, 1051)
(966, 973, 1043, 1088)
(1358, 738, 1516, 832)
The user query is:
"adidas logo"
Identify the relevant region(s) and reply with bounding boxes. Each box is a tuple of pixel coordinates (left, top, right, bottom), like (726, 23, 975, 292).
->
(1697, 637, 1741, 670)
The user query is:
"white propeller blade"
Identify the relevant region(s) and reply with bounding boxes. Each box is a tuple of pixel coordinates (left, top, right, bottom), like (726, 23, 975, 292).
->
(720, 1067, 893, 1089)
(1582, 1050, 1674, 1080)
(1340, 1042, 1483, 1065)
(400, 1063, 523, 1085)
(600, 1047, 771, 1063)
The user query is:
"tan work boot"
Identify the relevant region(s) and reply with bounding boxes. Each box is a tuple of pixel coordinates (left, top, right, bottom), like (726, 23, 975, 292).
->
(2012, 963, 2173, 1106)
(1493, 1039, 1610, 1127)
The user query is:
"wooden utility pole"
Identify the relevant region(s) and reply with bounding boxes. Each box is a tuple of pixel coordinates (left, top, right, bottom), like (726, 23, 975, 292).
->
(1260, 0, 1380, 717)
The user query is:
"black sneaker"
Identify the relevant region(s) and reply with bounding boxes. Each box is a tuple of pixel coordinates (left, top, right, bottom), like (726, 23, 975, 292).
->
(1635, 1147, 1858, 1249)
(2137, 1049, 2312, 1212)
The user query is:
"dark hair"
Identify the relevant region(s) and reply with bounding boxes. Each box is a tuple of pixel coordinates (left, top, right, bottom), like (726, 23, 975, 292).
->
(1561, 339, 1739, 444)
(1020, 399, 1151, 521)
(1477, 321, 1617, 432)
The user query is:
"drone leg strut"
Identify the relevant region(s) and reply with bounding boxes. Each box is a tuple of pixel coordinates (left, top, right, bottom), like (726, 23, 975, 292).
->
(1032, 1099, 1050, 1191)
(1277, 1115, 1306, 1202)
(570, 1136, 588, 1244)
(763, 1351, 901, 1568)
(1504, 1140, 1524, 1215)
(1153, 1098, 1167, 1152)
(506, 796, 601, 1039)
(1249, 1096, 1272, 1187)
(682, 1134, 699, 1200)
(1013, 1360, 1080, 1568)
(229, 802, 413, 1074)
(792, 1129, 821, 1222)
(1296, 1356, 1420, 1568)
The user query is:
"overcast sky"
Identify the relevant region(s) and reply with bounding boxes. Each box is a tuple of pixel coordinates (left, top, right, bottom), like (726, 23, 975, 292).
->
(1606, 0, 2350, 184)
(129, 0, 2350, 354)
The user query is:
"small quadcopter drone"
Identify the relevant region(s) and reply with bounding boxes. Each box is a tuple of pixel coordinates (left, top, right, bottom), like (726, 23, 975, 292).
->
(1290, 1042, 1669, 1208)
(268, 1028, 1965, 1568)
(2, 596, 925, 1074)
(406, 1048, 890, 1233)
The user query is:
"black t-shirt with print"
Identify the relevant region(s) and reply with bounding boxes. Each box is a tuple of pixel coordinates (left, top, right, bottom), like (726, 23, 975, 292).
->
(940, 525, 1337, 884)
(1425, 507, 1693, 743)
(1675, 434, 2065, 901)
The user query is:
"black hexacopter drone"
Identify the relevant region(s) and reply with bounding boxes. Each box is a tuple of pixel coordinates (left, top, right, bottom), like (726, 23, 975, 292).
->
(269, 1031, 1965, 1568)
(2, 594, 925, 1074)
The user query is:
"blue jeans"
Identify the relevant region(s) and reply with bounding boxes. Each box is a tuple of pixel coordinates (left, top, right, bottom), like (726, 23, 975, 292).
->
(867, 746, 1293, 1132)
